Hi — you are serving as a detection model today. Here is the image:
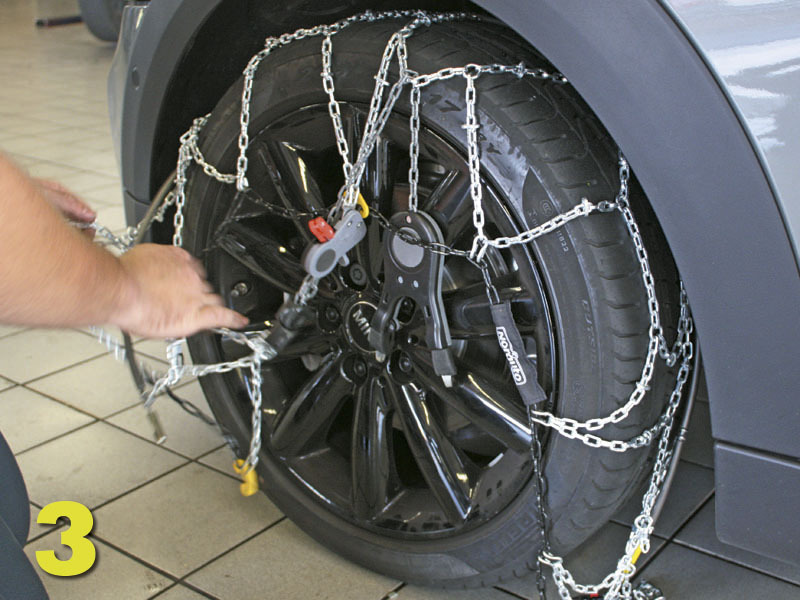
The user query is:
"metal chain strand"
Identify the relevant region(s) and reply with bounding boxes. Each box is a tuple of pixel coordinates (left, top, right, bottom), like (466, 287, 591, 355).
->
(527, 159, 667, 444)
(86, 13, 693, 600)
(464, 71, 486, 257)
(408, 82, 422, 212)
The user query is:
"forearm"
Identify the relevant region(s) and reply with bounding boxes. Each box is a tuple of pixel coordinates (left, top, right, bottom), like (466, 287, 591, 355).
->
(0, 154, 132, 328)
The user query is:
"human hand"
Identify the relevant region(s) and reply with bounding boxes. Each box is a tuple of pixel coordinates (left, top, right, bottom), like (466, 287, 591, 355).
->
(112, 243, 248, 338)
(37, 179, 96, 223)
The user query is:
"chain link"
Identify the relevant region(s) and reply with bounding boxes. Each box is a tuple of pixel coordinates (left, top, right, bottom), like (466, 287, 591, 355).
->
(322, 33, 353, 183)
(89, 12, 695, 599)
(236, 188, 322, 222)
(464, 71, 487, 258)
(408, 82, 422, 212)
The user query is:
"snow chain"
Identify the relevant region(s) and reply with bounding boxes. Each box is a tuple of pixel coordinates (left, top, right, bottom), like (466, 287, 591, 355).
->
(89, 11, 693, 600)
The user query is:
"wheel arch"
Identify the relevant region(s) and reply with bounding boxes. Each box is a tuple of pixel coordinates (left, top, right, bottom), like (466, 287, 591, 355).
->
(120, 0, 800, 560)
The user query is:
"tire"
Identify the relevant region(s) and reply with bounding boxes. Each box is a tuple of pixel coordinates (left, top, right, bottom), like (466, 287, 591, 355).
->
(78, 0, 124, 42)
(182, 18, 676, 587)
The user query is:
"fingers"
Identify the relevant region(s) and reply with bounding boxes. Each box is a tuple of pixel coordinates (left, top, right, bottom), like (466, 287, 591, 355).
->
(114, 243, 250, 338)
(202, 292, 224, 306)
(196, 304, 249, 333)
(37, 179, 96, 223)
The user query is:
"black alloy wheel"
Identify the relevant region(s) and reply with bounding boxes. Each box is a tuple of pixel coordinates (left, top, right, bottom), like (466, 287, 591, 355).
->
(197, 104, 556, 536)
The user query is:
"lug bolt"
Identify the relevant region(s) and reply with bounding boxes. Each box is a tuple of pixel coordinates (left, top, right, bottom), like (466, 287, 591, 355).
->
(324, 306, 340, 323)
(230, 281, 250, 298)
(288, 237, 303, 253)
(349, 263, 367, 286)
(398, 355, 413, 373)
(354, 360, 367, 377)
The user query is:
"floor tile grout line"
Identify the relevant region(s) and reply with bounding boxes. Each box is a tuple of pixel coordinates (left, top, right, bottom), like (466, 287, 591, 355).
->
(83, 534, 183, 590)
(144, 582, 184, 600)
(13, 358, 237, 475)
(17, 347, 113, 386)
(634, 492, 716, 581)
(76, 439, 242, 516)
(13, 347, 179, 424)
(669, 537, 800, 588)
(0, 329, 31, 344)
(100, 398, 162, 422)
(488, 586, 535, 600)
(88, 459, 194, 513)
(679, 456, 714, 470)
(147, 580, 223, 600)
(98, 411, 238, 479)
(71, 326, 182, 366)
(0, 327, 28, 341)
(664, 491, 800, 588)
(19, 381, 112, 420)
(192, 445, 242, 482)
(7, 159, 119, 180)
(171, 516, 288, 587)
(379, 582, 406, 599)
(608, 464, 715, 537)
(13, 419, 99, 457)
(661, 489, 715, 545)
(25, 514, 62, 545)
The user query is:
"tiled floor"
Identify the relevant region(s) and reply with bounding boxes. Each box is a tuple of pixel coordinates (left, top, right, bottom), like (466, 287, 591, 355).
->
(1, 1, 800, 599)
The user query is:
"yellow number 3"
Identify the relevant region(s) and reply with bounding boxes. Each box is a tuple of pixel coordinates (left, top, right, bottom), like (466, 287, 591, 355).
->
(35, 501, 97, 576)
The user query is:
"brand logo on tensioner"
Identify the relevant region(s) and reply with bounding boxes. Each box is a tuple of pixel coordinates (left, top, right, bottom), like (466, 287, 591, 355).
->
(496, 327, 527, 385)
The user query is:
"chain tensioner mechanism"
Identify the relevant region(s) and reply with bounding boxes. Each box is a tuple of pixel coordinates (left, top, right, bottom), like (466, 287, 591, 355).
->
(303, 208, 367, 278)
(368, 210, 457, 386)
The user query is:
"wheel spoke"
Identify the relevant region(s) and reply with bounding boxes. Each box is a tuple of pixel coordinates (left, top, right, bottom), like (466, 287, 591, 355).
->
(351, 377, 393, 519)
(269, 333, 336, 364)
(342, 105, 365, 166)
(444, 277, 538, 339)
(360, 121, 395, 213)
(254, 138, 326, 240)
(386, 381, 473, 524)
(271, 351, 352, 456)
(409, 351, 532, 452)
(354, 108, 394, 286)
(354, 215, 385, 288)
(424, 170, 473, 245)
(213, 221, 305, 295)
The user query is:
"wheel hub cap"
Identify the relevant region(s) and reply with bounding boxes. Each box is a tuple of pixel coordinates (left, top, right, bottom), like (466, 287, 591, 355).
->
(344, 298, 379, 355)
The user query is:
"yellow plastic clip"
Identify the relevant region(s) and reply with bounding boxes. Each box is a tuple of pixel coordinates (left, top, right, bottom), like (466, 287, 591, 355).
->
(631, 544, 643, 566)
(233, 459, 259, 497)
(356, 192, 369, 218)
(622, 544, 644, 575)
(340, 189, 370, 218)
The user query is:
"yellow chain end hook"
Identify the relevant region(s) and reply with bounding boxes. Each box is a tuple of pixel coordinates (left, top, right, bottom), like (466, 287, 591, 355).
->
(233, 459, 259, 497)
(356, 192, 369, 218)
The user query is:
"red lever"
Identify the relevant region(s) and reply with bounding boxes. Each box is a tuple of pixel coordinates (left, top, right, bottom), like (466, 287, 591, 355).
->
(308, 217, 335, 243)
